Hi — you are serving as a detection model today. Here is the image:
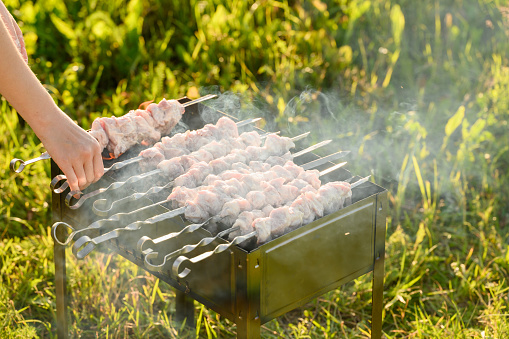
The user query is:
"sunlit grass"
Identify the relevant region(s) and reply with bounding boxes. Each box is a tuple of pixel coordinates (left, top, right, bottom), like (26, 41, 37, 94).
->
(0, 0, 508, 337)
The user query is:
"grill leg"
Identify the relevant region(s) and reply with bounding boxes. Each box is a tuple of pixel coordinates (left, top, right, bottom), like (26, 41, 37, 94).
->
(54, 241, 68, 338)
(236, 316, 261, 339)
(371, 195, 387, 339)
(371, 253, 384, 339)
(175, 289, 195, 329)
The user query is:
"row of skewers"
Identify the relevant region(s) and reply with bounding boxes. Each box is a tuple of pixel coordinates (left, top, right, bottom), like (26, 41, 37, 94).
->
(50, 114, 369, 277)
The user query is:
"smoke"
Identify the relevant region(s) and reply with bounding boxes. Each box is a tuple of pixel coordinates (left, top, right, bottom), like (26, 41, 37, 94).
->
(191, 82, 472, 209)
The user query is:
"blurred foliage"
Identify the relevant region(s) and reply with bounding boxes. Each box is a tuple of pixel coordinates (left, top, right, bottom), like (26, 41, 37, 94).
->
(1, 0, 509, 337)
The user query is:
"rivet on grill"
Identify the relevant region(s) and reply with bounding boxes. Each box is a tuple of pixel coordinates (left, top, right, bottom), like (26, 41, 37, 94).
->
(255, 259, 260, 269)
(238, 311, 243, 320)
(238, 260, 243, 269)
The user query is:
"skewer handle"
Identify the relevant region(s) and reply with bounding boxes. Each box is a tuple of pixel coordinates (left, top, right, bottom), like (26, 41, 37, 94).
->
(10, 151, 52, 173)
(92, 182, 173, 216)
(50, 175, 69, 194)
(71, 207, 188, 259)
(137, 217, 212, 253)
(52, 221, 80, 246)
(143, 227, 239, 272)
(172, 230, 257, 278)
(65, 169, 161, 209)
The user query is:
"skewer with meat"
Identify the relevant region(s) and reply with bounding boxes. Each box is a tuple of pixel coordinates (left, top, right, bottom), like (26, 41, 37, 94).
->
(167, 161, 324, 223)
(236, 181, 353, 244)
(167, 134, 297, 189)
(156, 133, 294, 182)
(138, 116, 246, 170)
(51, 115, 256, 196)
(89, 98, 185, 158)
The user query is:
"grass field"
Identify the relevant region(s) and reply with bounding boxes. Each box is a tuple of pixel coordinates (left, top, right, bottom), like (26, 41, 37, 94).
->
(1, 0, 509, 337)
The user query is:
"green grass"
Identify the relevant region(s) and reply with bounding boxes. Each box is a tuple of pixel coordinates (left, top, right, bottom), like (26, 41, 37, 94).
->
(1, 0, 509, 337)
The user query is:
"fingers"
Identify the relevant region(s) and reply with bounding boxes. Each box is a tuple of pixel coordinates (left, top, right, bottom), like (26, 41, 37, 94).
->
(93, 153, 104, 183)
(84, 156, 95, 189)
(69, 142, 104, 190)
(72, 162, 89, 191)
(61, 163, 80, 193)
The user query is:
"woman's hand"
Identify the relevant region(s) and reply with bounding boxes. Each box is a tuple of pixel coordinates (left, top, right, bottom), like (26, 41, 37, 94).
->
(38, 110, 105, 192)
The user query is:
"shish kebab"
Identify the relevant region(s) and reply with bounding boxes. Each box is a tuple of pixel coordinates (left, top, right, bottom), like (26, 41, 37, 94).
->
(171, 177, 371, 278)
(91, 150, 349, 217)
(51, 113, 260, 193)
(139, 160, 351, 256)
(53, 139, 335, 247)
(64, 128, 321, 209)
(69, 159, 349, 259)
(11, 94, 216, 174)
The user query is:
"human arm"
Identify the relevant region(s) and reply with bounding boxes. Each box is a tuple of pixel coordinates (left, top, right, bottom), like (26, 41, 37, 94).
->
(0, 9, 104, 191)
(0, 0, 27, 63)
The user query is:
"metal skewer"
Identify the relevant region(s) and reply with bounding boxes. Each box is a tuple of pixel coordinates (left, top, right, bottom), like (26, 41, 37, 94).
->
(137, 217, 214, 254)
(92, 182, 173, 217)
(52, 205, 184, 247)
(172, 231, 256, 278)
(170, 176, 372, 277)
(61, 154, 346, 249)
(301, 151, 350, 170)
(65, 132, 312, 210)
(291, 140, 331, 158)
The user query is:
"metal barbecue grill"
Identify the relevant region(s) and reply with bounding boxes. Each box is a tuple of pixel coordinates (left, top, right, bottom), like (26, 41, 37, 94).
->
(51, 97, 387, 338)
